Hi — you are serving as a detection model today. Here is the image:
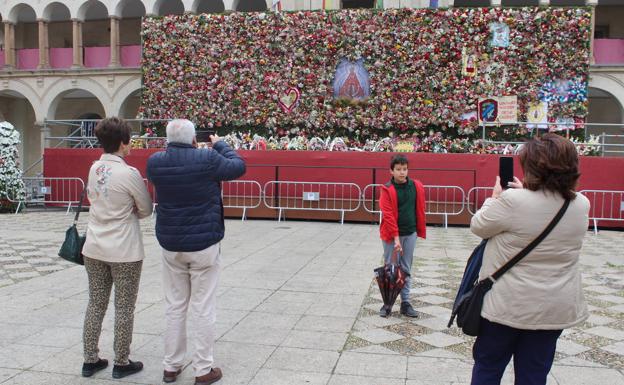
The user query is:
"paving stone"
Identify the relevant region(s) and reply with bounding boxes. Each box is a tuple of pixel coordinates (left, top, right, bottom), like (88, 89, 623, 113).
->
(584, 326, 624, 341)
(415, 305, 452, 318)
(295, 315, 354, 333)
(250, 369, 330, 385)
(595, 295, 624, 305)
(556, 339, 592, 356)
(413, 316, 453, 331)
(601, 341, 624, 356)
(549, 366, 624, 384)
(587, 314, 617, 326)
(414, 332, 465, 348)
(335, 352, 407, 378)
(410, 286, 449, 295)
(353, 328, 405, 344)
(3, 264, 31, 270)
(281, 330, 348, 351)
(585, 286, 620, 295)
(350, 344, 400, 355)
(416, 295, 452, 305)
(8, 271, 40, 279)
(359, 315, 404, 328)
(264, 347, 339, 373)
(328, 374, 405, 385)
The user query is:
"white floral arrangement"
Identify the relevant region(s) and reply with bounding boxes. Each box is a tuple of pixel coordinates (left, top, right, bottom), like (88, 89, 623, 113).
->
(373, 137, 394, 152)
(329, 137, 348, 151)
(307, 137, 328, 151)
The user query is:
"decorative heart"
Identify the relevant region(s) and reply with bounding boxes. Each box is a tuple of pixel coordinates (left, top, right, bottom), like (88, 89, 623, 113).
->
(278, 87, 300, 112)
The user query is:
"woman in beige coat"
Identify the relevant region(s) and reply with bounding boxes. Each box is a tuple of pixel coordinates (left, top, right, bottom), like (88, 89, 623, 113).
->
(81, 117, 152, 379)
(470, 134, 589, 385)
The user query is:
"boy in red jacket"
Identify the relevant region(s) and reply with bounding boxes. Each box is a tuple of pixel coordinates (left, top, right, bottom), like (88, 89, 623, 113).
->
(378, 155, 427, 318)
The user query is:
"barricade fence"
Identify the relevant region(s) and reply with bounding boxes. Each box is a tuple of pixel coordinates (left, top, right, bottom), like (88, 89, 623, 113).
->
(580, 190, 624, 234)
(466, 187, 495, 215)
(11, 176, 623, 232)
(7, 177, 85, 214)
(361, 184, 466, 228)
(263, 181, 362, 224)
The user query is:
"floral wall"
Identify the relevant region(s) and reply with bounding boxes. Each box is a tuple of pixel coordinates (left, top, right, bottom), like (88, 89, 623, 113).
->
(140, 7, 591, 152)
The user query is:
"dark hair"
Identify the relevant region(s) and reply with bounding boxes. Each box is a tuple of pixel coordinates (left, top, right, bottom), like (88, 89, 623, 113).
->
(95, 117, 131, 153)
(518, 133, 580, 200)
(390, 154, 409, 170)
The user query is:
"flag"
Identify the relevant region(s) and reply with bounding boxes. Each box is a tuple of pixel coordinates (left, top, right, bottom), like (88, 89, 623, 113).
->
(272, 0, 282, 12)
(375, 0, 383, 9)
(322, 0, 332, 10)
(430, 0, 439, 8)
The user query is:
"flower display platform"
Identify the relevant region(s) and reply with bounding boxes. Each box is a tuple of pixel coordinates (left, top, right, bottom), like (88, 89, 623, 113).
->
(44, 149, 624, 227)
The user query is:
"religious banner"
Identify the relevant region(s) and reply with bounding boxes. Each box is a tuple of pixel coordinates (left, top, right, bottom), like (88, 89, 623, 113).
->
(526, 101, 549, 129)
(332, 58, 371, 101)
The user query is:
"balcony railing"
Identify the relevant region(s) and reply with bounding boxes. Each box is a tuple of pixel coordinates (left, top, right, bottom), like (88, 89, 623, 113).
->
(7, 45, 142, 70)
(594, 39, 624, 65)
(50, 48, 73, 69)
(16, 48, 39, 70)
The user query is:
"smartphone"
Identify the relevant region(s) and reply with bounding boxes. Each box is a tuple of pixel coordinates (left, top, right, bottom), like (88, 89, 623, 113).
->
(196, 129, 215, 143)
(499, 156, 514, 190)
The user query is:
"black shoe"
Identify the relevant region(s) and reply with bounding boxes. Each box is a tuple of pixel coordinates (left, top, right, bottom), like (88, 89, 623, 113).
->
(82, 358, 108, 377)
(379, 305, 391, 318)
(400, 302, 419, 318)
(112, 360, 143, 379)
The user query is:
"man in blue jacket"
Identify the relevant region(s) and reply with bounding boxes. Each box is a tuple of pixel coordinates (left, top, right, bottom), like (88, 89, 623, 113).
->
(147, 119, 245, 385)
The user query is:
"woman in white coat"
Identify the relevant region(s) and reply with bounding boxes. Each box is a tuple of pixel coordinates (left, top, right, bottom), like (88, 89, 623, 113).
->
(470, 134, 589, 385)
(80, 117, 153, 379)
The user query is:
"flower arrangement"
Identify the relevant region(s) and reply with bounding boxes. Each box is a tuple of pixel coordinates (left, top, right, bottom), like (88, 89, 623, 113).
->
(140, 8, 591, 139)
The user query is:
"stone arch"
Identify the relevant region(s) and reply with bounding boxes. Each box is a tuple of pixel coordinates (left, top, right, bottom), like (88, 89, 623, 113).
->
(42, 2, 71, 22)
(193, 0, 226, 13)
(7, 3, 37, 24)
(76, 0, 109, 21)
(42, 79, 112, 120)
(153, 0, 186, 15)
(234, 0, 268, 11)
(0, 88, 41, 173)
(111, 77, 143, 117)
(113, 0, 147, 17)
(589, 74, 624, 120)
(0, 80, 43, 121)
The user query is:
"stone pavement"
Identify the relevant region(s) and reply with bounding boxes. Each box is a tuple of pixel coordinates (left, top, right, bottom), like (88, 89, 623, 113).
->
(0, 211, 623, 385)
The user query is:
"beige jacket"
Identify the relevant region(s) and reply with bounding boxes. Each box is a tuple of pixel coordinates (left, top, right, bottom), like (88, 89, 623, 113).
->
(82, 154, 153, 263)
(471, 188, 589, 330)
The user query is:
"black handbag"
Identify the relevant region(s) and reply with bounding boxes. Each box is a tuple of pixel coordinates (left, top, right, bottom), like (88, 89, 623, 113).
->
(453, 198, 570, 337)
(58, 186, 88, 265)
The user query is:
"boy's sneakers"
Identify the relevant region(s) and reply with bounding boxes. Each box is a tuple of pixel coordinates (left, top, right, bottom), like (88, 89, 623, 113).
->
(82, 358, 108, 377)
(400, 302, 418, 318)
(379, 305, 391, 318)
(112, 360, 143, 379)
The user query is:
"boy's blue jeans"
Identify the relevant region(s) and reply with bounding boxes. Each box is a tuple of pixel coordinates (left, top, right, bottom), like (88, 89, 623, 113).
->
(382, 232, 417, 303)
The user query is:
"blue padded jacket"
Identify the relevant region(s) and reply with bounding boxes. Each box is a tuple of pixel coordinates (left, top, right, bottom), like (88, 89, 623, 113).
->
(146, 141, 246, 252)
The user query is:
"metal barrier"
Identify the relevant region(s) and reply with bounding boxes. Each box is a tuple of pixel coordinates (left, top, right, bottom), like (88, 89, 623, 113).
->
(362, 184, 384, 222)
(8, 177, 85, 214)
(580, 190, 624, 234)
(222, 180, 263, 221)
(263, 181, 361, 224)
(466, 187, 495, 215)
(362, 183, 466, 228)
(424, 185, 466, 228)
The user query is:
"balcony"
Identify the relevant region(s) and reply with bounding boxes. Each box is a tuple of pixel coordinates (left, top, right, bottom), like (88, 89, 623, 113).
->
(7, 45, 141, 70)
(594, 39, 624, 66)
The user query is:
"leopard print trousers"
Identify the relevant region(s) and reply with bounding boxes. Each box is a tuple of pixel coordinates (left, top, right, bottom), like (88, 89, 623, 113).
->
(83, 257, 143, 366)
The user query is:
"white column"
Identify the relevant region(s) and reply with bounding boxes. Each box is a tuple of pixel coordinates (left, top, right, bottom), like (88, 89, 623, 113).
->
(37, 19, 50, 69)
(109, 16, 120, 67)
(4, 22, 15, 68)
(539, 0, 549, 6)
(589, 4, 596, 65)
(72, 18, 83, 68)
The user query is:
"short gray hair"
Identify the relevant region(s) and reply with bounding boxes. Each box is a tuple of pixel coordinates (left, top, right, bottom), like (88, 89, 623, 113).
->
(166, 119, 195, 144)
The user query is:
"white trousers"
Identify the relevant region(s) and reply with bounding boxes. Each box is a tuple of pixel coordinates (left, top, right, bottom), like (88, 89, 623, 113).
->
(162, 244, 220, 377)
